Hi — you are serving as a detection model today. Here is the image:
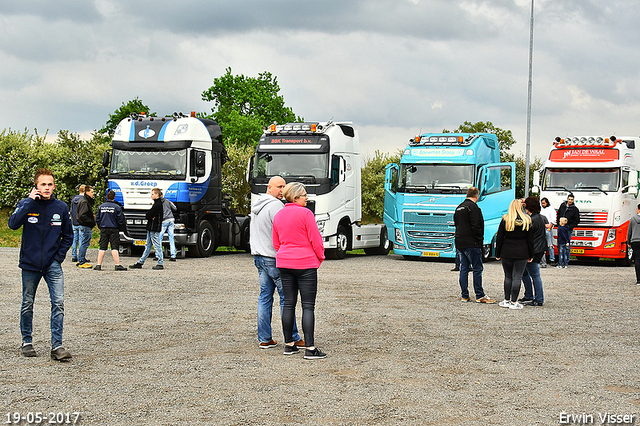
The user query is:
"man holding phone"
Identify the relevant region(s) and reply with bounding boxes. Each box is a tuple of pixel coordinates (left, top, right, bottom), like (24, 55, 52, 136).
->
(8, 168, 73, 360)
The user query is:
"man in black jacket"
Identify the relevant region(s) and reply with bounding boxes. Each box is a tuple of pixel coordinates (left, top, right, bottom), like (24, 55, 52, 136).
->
(130, 188, 164, 270)
(557, 193, 580, 231)
(94, 190, 127, 271)
(76, 185, 95, 268)
(454, 187, 495, 304)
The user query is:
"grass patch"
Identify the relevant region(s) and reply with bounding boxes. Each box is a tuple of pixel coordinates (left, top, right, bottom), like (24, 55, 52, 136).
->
(0, 206, 100, 248)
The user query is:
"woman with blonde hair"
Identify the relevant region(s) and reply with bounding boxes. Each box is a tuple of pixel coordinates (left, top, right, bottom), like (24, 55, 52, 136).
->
(272, 182, 326, 359)
(495, 199, 534, 309)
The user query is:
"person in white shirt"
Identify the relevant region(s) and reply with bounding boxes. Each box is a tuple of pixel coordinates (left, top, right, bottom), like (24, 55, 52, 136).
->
(540, 197, 557, 266)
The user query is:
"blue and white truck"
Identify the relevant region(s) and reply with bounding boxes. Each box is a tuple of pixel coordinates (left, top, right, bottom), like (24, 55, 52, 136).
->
(383, 132, 515, 259)
(101, 112, 250, 257)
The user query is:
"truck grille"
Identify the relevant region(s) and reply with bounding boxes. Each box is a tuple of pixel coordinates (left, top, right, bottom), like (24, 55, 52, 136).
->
(124, 213, 148, 240)
(579, 212, 608, 225)
(403, 211, 455, 251)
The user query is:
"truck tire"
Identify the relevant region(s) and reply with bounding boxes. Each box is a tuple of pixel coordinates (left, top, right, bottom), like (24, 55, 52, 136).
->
(193, 220, 216, 258)
(326, 225, 348, 260)
(238, 218, 251, 252)
(364, 227, 392, 256)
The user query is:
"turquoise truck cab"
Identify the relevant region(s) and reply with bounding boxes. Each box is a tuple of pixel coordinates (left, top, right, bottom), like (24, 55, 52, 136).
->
(384, 133, 515, 259)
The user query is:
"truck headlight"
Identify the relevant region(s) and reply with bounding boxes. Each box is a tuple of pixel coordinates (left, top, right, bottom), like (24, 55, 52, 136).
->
(395, 228, 404, 245)
(606, 228, 616, 243)
(316, 220, 326, 233)
(174, 223, 185, 230)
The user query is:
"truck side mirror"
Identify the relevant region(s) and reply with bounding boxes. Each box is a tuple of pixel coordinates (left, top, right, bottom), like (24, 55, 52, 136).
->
(341, 158, 346, 182)
(195, 151, 206, 177)
(533, 170, 540, 187)
(102, 151, 110, 168)
(629, 170, 639, 196)
(246, 156, 254, 184)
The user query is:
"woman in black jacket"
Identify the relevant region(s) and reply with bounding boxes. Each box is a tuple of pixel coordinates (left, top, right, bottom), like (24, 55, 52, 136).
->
(520, 197, 547, 306)
(495, 199, 534, 309)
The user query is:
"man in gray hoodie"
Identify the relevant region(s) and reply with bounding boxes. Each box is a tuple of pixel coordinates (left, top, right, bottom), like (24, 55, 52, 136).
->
(250, 176, 303, 349)
(626, 203, 640, 285)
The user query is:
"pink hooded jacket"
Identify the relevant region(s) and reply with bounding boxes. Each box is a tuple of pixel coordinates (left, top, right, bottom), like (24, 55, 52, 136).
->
(272, 203, 325, 269)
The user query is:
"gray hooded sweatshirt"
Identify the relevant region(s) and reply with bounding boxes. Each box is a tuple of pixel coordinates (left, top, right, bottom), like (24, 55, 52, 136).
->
(250, 194, 284, 258)
(627, 214, 640, 244)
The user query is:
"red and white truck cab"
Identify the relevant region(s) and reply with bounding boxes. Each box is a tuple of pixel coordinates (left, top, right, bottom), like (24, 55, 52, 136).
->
(533, 136, 639, 265)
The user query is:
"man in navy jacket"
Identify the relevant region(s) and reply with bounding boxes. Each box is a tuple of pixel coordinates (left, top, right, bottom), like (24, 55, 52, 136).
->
(8, 168, 73, 360)
(94, 190, 127, 271)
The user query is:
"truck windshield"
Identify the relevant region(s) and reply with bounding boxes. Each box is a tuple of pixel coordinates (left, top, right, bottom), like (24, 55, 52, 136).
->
(110, 149, 187, 178)
(253, 153, 329, 181)
(543, 168, 620, 192)
(398, 164, 474, 193)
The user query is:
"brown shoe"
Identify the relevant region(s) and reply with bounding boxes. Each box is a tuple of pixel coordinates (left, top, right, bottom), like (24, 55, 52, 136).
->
(259, 340, 277, 349)
(461, 297, 471, 302)
(476, 296, 496, 304)
(294, 339, 306, 348)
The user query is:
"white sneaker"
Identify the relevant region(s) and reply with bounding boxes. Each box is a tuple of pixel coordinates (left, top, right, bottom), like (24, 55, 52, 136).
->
(563, 265, 568, 269)
(556, 265, 563, 269)
(499, 300, 513, 308)
(509, 302, 523, 310)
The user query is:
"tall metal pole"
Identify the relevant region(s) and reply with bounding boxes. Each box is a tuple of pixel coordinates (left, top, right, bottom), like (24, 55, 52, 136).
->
(524, 0, 534, 197)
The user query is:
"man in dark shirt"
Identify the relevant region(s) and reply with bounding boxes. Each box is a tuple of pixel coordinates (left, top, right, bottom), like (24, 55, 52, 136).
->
(453, 187, 495, 304)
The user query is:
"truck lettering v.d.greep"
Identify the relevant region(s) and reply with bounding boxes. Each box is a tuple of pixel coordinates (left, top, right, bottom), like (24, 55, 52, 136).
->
(384, 133, 515, 259)
(247, 121, 391, 259)
(102, 112, 250, 257)
(533, 135, 639, 265)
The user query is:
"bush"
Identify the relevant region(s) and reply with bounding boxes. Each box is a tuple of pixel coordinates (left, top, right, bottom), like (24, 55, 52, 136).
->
(361, 150, 401, 223)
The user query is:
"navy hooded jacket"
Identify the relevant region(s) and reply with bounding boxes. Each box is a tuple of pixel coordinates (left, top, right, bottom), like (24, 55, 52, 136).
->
(8, 196, 73, 272)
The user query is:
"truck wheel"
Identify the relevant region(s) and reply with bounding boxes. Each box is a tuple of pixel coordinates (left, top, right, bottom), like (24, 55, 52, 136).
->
(364, 227, 392, 255)
(615, 247, 633, 266)
(238, 219, 251, 252)
(193, 220, 216, 258)
(326, 225, 348, 260)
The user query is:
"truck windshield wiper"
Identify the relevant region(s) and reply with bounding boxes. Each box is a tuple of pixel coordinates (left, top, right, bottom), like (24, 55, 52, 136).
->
(289, 175, 317, 183)
(402, 185, 427, 193)
(578, 186, 608, 195)
(545, 186, 570, 192)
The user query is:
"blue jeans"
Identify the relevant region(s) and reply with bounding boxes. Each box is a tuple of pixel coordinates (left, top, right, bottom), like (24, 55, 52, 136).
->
(280, 268, 318, 347)
(459, 247, 485, 299)
(138, 231, 163, 265)
(522, 260, 544, 303)
(78, 225, 93, 263)
(558, 244, 570, 267)
(255, 256, 300, 343)
(545, 229, 555, 261)
(21, 261, 65, 349)
(72, 225, 80, 258)
(161, 220, 176, 258)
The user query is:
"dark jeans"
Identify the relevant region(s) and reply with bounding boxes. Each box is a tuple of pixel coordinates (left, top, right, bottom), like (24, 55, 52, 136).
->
(459, 247, 485, 299)
(522, 260, 544, 303)
(632, 242, 640, 283)
(280, 268, 318, 347)
(501, 258, 528, 302)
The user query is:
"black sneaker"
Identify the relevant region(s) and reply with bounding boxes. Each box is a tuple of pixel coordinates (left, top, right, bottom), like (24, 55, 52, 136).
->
(152, 264, 164, 270)
(304, 347, 327, 360)
(93, 265, 102, 271)
(22, 343, 37, 357)
(50, 346, 72, 361)
(517, 297, 533, 303)
(169, 257, 177, 262)
(283, 345, 300, 356)
(129, 263, 143, 269)
(114, 265, 127, 271)
(524, 300, 544, 306)
(451, 266, 460, 271)
(71, 257, 77, 263)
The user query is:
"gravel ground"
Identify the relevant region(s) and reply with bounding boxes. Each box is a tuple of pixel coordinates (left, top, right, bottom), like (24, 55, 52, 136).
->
(1, 247, 640, 425)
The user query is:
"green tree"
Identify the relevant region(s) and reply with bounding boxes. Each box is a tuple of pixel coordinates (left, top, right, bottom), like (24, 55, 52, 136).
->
(514, 153, 543, 199)
(221, 141, 254, 215)
(100, 97, 155, 136)
(443, 121, 517, 163)
(361, 150, 401, 223)
(201, 67, 302, 146)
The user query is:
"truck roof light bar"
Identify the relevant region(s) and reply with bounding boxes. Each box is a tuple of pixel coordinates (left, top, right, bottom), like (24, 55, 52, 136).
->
(554, 136, 617, 148)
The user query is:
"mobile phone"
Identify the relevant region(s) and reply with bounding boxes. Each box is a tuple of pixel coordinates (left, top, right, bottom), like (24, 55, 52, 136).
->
(33, 185, 41, 200)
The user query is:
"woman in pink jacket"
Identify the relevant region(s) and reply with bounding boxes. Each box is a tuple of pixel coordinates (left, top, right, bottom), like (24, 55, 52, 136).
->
(272, 182, 326, 359)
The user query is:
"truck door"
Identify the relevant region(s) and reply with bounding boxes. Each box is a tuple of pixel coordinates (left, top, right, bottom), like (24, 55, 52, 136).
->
(384, 163, 399, 224)
(477, 162, 515, 244)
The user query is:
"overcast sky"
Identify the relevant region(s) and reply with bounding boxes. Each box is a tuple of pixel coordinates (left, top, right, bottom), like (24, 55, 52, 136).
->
(1, 0, 639, 161)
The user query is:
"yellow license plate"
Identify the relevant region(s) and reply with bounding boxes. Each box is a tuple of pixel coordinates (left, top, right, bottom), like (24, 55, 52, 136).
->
(421, 251, 440, 257)
(134, 240, 146, 246)
(570, 248, 584, 254)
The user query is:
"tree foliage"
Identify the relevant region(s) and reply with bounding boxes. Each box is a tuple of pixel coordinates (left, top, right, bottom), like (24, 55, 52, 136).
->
(100, 97, 155, 136)
(201, 67, 302, 147)
(514, 152, 544, 199)
(361, 150, 401, 223)
(0, 129, 111, 208)
(221, 141, 254, 215)
(443, 121, 517, 163)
